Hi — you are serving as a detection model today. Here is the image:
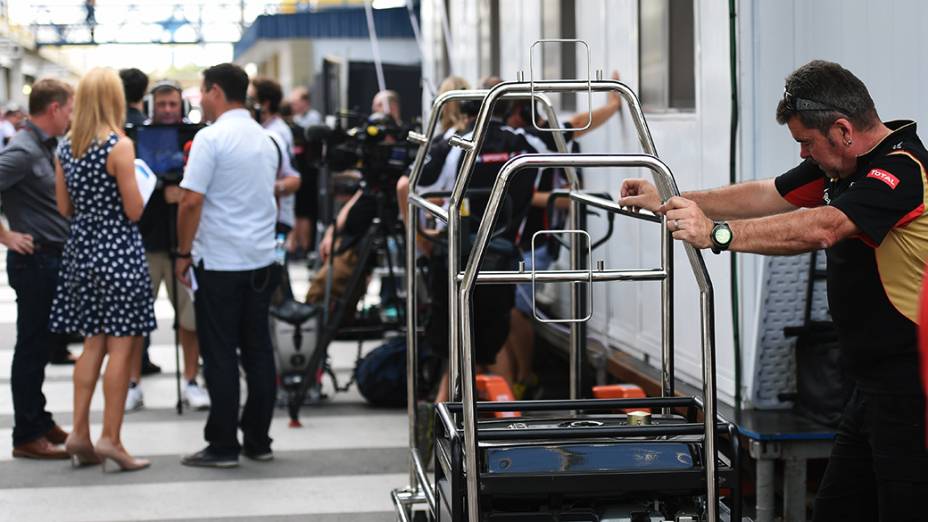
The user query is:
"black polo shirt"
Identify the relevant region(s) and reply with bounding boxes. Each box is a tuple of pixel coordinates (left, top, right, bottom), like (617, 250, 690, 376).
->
(775, 120, 928, 393)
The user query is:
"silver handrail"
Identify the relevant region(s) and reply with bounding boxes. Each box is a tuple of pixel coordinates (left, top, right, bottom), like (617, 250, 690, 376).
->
(458, 153, 718, 522)
(442, 80, 674, 522)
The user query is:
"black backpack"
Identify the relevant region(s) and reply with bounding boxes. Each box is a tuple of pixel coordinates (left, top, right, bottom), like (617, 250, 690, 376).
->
(356, 336, 438, 407)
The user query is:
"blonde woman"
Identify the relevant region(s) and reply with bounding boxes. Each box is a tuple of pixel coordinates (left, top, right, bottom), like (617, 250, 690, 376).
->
(396, 75, 471, 227)
(49, 68, 155, 471)
(437, 75, 470, 133)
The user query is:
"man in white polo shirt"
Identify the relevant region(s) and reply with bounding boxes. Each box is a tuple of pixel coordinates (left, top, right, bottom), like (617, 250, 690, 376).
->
(174, 63, 281, 468)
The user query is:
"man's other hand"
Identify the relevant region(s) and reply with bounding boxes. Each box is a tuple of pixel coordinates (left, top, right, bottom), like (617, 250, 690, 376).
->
(661, 196, 713, 249)
(175, 257, 193, 287)
(618, 178, 661, 213)
(0, 231, 34, 254)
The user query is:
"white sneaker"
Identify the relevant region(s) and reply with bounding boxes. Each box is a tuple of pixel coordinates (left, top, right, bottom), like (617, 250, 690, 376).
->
(125, 385, 144, 412)
(183, 382, 211, 411)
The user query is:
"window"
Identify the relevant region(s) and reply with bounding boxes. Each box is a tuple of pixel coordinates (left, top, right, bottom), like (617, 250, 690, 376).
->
(478, 0, 501, 79)
(540, 0, 577, 111)
(489, 0, 500, 78)
(639, 0, 695, 112)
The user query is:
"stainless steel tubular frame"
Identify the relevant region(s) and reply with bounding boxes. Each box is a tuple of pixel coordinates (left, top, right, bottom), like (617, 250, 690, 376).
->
(459, 153, 719, 522)
(444, 79, 662, 522)
(400, 88, 574, 508)
(390, 488, 428, 522)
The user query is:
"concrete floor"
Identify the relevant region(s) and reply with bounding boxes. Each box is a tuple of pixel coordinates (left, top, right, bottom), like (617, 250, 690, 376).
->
(0, 257, 407, 522)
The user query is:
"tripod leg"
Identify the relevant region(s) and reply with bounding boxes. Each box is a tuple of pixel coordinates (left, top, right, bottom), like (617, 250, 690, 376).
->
(292, 223, 379, 416)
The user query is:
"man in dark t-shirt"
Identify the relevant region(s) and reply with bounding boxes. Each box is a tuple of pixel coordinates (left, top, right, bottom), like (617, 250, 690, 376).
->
(619, 60, 928, 521)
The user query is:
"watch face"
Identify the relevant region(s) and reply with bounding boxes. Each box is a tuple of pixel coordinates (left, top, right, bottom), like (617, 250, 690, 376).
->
(714, 226, 732, 245)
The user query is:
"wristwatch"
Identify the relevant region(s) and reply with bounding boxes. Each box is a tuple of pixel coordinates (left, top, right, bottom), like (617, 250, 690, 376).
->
(710, 222, 733, 254)
(173, 249, 192, 259)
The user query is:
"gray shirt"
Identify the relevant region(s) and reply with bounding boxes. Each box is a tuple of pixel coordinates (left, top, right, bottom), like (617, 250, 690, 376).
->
(0, 121, 69, 244)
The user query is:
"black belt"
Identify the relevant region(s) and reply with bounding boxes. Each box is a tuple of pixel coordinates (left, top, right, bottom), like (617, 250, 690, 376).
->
(33, 240, 65, 255)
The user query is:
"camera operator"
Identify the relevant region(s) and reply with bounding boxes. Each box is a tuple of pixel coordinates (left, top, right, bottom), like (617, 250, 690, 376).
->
(248, 77, 301, 236)
(126, 79, 211, 412)
(372, 89, 403, 125)
(175, 63, 281, 468)
(302, 91, 406, 310)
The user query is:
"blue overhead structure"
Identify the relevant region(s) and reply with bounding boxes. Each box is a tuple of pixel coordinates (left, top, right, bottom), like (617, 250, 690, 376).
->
(234, 5, 417, 60)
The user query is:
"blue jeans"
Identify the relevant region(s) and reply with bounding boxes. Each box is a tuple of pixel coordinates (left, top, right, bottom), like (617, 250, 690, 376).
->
(514, 245, 554, 316)
(8, 250, 65, 446)
(194, 263, 279, 457)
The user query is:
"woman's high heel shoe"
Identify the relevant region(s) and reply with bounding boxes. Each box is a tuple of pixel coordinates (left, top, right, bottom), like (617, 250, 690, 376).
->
(64, 434, 101, 468)
(94, 438, 150, 472)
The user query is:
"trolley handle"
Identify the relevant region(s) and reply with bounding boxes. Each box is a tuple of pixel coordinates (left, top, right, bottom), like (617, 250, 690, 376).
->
(544, 189, 617, 251)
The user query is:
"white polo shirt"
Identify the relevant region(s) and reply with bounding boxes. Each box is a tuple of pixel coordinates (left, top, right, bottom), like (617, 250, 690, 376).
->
(181, 108, 277, 271)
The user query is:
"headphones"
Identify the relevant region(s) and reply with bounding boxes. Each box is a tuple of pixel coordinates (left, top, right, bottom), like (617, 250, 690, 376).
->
(143, 79, 191, 121)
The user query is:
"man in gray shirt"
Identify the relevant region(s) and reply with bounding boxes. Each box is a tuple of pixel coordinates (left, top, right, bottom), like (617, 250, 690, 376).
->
(0, 78, 74, 459)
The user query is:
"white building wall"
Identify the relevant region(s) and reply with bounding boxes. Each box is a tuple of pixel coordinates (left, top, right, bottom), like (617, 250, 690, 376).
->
(738, 0, 928, 406)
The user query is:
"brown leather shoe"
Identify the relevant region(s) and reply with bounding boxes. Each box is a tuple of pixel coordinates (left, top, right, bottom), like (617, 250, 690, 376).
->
(45, 425, 69, 446)
(12, 437, 69, 460)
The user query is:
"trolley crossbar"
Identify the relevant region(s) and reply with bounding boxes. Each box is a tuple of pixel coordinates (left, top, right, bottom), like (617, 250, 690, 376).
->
(456, 268, 666, 285)
(444, 397, 697, 412)
(570, 191, 662, 223)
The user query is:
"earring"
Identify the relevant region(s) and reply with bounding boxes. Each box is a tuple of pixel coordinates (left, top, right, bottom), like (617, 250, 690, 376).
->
(846, 139, 853, 146)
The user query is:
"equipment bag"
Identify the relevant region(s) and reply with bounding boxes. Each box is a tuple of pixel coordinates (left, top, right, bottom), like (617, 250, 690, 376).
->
(356, 335, 438, 407)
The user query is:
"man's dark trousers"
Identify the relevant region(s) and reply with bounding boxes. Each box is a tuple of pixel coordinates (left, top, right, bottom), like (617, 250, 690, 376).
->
(813, 387, 928, 521)
(8, 250, 65, 446)
(194, 263, 279, 457)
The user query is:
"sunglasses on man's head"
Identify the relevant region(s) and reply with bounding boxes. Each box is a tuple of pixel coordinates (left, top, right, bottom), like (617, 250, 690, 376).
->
(782, 88, 848, 114)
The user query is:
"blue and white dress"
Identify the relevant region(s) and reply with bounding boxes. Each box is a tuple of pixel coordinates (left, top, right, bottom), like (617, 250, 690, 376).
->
(50, 133, 156, 337)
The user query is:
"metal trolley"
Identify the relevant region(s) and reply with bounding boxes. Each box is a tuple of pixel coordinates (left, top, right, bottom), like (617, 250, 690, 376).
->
(394, 68, 740, 522)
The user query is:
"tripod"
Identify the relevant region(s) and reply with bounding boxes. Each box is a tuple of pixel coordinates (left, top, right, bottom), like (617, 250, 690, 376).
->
(284, 177, 406, 424)
(166, 188, 184, 415)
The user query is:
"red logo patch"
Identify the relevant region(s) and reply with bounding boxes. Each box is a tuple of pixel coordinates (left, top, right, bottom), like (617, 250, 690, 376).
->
(866, 169, 900, 189)
(479, 152, 512, 164)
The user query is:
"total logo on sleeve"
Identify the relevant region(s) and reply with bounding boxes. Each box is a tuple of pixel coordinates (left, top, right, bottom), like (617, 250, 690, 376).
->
(866, 169, 900, 189)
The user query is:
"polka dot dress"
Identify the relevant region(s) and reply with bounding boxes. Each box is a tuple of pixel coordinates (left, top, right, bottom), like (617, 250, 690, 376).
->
(49, 133, 157, 337)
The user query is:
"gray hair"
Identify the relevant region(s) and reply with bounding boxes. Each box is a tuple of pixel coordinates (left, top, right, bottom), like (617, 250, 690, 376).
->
(775, 60, 879, 134)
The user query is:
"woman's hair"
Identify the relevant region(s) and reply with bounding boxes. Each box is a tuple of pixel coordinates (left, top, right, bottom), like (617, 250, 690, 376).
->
(438, 75, 470, 132)
(70, 67, 126, 159)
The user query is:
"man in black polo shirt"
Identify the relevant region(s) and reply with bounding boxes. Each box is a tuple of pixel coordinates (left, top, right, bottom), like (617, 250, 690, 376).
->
(0, 79, 74, 459)
(619, 60, 928, 521)
(119, 68, 148, 128)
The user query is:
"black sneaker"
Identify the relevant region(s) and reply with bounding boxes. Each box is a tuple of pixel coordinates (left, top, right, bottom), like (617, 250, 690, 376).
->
(181, 448, 239, 468)
(242, 443, 274, 462)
